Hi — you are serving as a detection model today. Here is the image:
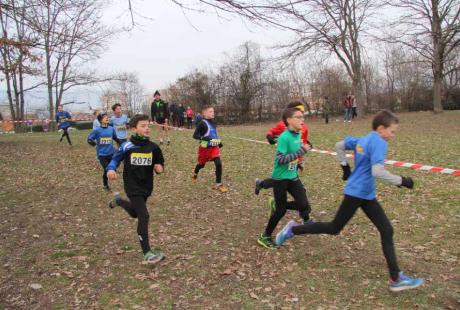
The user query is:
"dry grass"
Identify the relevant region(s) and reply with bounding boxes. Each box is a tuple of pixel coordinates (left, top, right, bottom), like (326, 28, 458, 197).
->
(0, 111, 459, 309)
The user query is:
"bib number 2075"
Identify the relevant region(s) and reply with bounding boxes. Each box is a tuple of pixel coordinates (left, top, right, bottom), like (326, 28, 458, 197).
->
(131, 153, 152, 166)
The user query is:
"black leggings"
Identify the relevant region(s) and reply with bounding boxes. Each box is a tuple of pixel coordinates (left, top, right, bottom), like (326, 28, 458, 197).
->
(117, 195, 151, 254)
(259, 178, 275, 189)
(292, 195, 400, 280)
(264, 179, 311, 236)
(59, 128, 72, 145)
(98, 155, 112, 187)
(194, 157, 222, 184)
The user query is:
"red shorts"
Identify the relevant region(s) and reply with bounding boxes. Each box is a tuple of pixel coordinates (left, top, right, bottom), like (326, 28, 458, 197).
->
(197, 146, 221, 165)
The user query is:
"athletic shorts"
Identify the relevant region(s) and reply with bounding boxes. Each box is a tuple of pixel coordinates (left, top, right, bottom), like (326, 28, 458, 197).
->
(197, 146, 221, 165)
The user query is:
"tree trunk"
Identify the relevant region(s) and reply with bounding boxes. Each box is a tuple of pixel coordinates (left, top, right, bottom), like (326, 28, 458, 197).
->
(431, 0, 444, 113)
(433, 73, 443, 113)
(45, 43, 54, 120)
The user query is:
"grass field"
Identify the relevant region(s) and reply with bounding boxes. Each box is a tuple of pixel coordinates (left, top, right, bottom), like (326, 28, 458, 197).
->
(0, 111, 459, 309)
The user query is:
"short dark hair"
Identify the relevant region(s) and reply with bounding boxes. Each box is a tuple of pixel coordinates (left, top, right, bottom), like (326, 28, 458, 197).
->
(97, 112, 108, 122)
(372, 110, 399, 130)
(111, 103, 121, 111)
(282, 108, 301, 126)
(286, 100, 304, 109)
(129, 114, 150, 128)
(201, 105, 213, 112)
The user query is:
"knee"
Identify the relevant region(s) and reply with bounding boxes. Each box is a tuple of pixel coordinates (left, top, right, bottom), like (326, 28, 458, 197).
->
(330, 223, 343, 235)
(138, 210, 150, 222)
(214, 158, 222, 168)
(297, 199, 310, 212)
(273, 207, 286, 218)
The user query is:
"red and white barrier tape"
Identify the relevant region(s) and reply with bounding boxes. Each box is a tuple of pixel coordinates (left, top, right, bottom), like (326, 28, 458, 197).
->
(227, 136, 460, 176)
(2, 119, 458, 176)
(0, 118, 95, 124)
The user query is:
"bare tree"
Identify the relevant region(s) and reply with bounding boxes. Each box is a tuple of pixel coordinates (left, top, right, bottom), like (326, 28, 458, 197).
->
(217, 41, 265, 121)
(168, 70, 216, 110)
(385, 0, 460, 112)
(276, 0, 383, 116)
(114, 72, 145, 116)
(0, 0, 40, 121)
(27, 0, 112, 120)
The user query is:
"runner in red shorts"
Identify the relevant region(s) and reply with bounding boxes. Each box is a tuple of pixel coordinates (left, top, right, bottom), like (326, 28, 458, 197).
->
(192, 106, 228, 193)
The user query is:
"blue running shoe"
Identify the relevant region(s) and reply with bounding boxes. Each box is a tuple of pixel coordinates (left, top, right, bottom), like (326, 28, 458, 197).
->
(275, 220, 297, 246)
(389, 272, 424, 292)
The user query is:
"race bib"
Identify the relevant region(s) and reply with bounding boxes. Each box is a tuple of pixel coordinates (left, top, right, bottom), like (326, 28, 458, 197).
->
(288, 159, 298, 170)
(100, 137, 112, 145)
(116, 124, 127, 131)
(209, 139, 221, 147)
(131, 152, 152, 166)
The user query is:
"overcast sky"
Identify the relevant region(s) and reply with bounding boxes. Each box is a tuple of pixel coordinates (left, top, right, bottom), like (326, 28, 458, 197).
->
(97, 0, 286, 92)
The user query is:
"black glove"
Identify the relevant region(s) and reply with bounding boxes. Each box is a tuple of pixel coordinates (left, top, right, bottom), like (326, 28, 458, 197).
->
(307, 140, 313, 149)
(399, 176, 414, 189)
(297, 162, 304, 172)
(341, 164, 351, 181)
(87, 140, 96, 147)
(266, 135, 277, 145)
(218, 143, 223, 148)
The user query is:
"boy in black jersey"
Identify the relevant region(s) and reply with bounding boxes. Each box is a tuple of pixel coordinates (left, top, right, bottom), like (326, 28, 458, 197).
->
(107, 114, 165, 264)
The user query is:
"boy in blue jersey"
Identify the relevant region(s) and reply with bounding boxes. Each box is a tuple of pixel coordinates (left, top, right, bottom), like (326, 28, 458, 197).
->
(109, 103, 129, 146)
(56, 105, 72, 145)
(192, 106, 228, 193)
(106, 114, 165, 264)
(87, 113, 118, 191)
(276, 110, 424, 292)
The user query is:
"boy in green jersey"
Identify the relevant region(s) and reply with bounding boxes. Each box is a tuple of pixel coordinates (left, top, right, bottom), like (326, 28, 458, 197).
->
(257, 108, 313, 249)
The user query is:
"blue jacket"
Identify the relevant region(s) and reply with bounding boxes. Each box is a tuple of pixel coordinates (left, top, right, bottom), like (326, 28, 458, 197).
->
(87, 126, 117, 157)
(56, 111, 71, 129)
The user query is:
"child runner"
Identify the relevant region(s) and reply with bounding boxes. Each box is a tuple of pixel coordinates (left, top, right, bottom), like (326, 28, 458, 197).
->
(106, 114, 166, 264)
(87, 113, 118, 191)
(192, 106, 228, 193)
(257, 108, 313, 249)
(56, 104, 72, 145)
(109, 103, 129, 147)
(92, 110, 101, 129)
(255, 101, 312, 217)
(276, 110, 424, 292)
(255, 101, 311, 194)
(150, 90, 170, 145)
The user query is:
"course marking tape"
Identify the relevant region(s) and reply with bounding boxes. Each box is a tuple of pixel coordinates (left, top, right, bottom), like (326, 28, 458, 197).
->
(226, 136, 460, 176)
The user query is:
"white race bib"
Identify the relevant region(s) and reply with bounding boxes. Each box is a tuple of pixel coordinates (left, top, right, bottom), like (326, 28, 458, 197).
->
(288, 159, 298, 171)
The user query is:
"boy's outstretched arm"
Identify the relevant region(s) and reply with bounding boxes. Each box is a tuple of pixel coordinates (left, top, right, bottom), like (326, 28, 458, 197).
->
(106, 146, 126, 180)
(372, 164, 414, 189)
(336, 140, 351, 180)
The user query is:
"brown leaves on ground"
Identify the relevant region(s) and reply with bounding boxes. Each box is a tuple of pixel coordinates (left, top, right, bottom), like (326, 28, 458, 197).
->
(0, 111, 459, 308)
